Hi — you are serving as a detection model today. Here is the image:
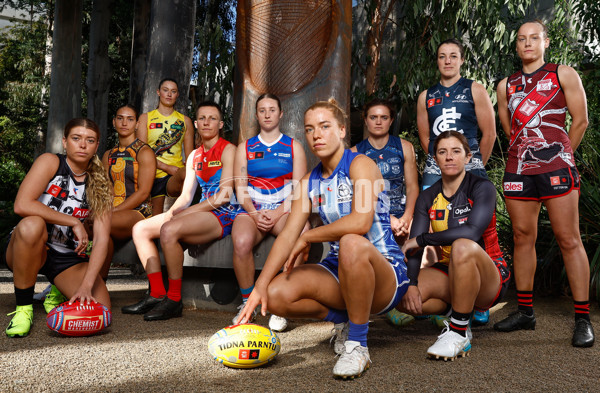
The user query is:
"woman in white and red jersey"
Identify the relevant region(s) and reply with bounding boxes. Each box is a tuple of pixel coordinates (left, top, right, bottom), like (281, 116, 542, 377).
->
(494, 19, 594, 347)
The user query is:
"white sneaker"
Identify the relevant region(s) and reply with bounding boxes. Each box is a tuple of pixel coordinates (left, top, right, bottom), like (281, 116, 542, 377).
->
(232, 303, 256, 325)
(330, 322, 349, 355)
(268, 314, 288, 332)
(427, 321, 471, 361)
(332, 340, 371, 379)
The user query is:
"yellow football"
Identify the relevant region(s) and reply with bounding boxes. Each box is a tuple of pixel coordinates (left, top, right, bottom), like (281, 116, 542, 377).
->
(208, 323, 281, 368)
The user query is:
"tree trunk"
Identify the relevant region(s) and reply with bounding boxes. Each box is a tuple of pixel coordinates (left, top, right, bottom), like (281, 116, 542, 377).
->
(87, 0, 113, 154)
(46, 0, 83, 153)
(129, 0, 151, 112)
(34, 1, 54, 158)
(140, 0, 196, 115)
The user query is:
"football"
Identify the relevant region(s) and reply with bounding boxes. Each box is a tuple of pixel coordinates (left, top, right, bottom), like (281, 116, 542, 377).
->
(46, 300, 112, 337)
(208, 323, 281, 368)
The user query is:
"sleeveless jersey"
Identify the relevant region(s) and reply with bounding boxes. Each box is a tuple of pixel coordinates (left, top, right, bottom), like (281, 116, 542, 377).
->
(355, 136, 406, 217)
(192, 137, 233, 202)
(425, 77, 484, 173)
(413, 172, 503, 265)
(107, 138, 151, 209)
(505, 63, 574, 175)
(38, 154, 90, 255)
(308, 149, 405, 266)
(245, 133, 294, 205)
(146, 109, 187, 178)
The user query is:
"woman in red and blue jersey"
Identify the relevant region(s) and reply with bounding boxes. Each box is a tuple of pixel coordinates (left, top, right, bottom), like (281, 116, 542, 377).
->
(123, 101, 236, 321)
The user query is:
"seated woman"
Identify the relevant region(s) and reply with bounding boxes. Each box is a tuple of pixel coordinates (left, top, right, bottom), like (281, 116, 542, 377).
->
(102, 104, 155, 239)
(4, 118, 113, 337)
(237, 99, 409, 379)
(123, 101, 236, 321)
(398, 131, 510, 360)
(351, 98, 419, 242)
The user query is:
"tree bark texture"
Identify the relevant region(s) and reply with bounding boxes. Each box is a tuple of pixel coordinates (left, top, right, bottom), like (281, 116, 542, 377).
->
(140, 0, 196, 115)
(46, 0, 83, 153)
(129, 0, 151, 112)
(87, 0, 113, 154)
(233, 0, 352, 170)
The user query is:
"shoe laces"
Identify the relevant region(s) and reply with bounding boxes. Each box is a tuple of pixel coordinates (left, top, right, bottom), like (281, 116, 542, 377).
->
(7, 306, 33, 320)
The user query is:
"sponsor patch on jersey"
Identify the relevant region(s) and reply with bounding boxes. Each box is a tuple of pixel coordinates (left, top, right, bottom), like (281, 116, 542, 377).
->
(454, 94, 467, 100)
(73, 207, 89, 219)
(208, 160, 222, 167)
(149, 123, 163, 129)
(337, 183, 352, 202)
(503, 182, 523, 192)
(429, 209, 446, 221)
(452, 204, 472, 218)
(312, 194, 326, 207)
(550, 176, 569, 186)
(536, 79, 554, 92)
(47, 185, 63, 198)
(196, 162, 203, 171)
(508, 84, 525, 95)
(519, 99, 539, 116)
(248, 151, 264, 160)
(427, 97, 443, 108)
(274, 152, 291, 158)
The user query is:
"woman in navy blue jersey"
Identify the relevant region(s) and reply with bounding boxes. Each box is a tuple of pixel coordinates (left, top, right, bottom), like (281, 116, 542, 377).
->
(236, 99, 409, 379)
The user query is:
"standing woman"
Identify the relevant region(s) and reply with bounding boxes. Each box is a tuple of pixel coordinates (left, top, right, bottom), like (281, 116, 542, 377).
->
(137, 78, 194, 215)
(417, 38, 496, 190)
(399, 131, 510, 361)
(4, 119, 113, 337)
(230, 93, 307, 331)
(102, 104, 155, 240)
(351, 98, 419, 242)
(494, 20, 594, 347)
(237, 99, 409, 379)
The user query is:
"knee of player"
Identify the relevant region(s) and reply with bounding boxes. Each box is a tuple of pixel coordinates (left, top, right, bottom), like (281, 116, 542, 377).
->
(159, 221, 179, 245)
(14, 216, 47, 243)
(450, 238, 478, 265)
(553, 231, 583, 253)
(266, 282, 288, 314)
(511, 226, 536, 244)
(338, 234, 369, 266)
(232, 232, 254, 255)
(131, 220, 151, 242)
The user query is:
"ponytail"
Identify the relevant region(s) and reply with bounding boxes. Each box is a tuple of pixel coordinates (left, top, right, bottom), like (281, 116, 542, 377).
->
(85, 154, 113, 218)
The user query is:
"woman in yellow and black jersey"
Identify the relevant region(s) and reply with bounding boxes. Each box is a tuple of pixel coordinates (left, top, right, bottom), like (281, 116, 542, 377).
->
(398, 131, 510, 361)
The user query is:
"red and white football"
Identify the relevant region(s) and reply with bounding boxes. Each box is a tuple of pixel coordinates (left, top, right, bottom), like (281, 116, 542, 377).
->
(46, 300, 111, 337)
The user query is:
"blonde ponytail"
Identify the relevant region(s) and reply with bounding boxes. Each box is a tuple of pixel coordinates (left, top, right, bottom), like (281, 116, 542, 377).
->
(85, 154, 113, 218)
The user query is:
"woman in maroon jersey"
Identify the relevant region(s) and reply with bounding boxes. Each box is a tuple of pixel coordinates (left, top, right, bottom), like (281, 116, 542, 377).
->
(494, 19, 593, 347)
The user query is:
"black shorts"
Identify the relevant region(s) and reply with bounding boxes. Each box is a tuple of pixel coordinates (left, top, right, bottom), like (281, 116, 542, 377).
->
(150, 175, 172, 198)
(503, 166, 580, 201)
(429, 257, 511, 311)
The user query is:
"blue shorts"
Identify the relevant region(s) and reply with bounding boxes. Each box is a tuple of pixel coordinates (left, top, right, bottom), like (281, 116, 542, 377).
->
(318, 252, 409, 315)
(211, 204, 236, 239)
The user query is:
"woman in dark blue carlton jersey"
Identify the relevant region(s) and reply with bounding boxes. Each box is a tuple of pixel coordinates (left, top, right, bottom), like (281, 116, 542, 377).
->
(397, 131, 510, 361)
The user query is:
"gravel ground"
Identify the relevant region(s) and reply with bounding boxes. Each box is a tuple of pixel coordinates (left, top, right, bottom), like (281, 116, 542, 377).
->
(1, 268, 598, 392)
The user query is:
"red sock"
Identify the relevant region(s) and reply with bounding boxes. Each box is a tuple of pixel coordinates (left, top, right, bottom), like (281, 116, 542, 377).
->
(148, 272, 166, 298)
(167, 278, 182, 302)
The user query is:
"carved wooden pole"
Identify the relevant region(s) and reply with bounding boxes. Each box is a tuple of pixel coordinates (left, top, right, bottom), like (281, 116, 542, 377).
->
(233, 0, 352, 169)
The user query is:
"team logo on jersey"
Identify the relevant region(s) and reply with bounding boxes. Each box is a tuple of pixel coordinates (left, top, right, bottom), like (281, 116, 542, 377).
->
(537, 79, 554, 92)
(149, 123, 163, 129)
(429, 209, 446, 220)
(427, 97, 443, 108)
(337, 183, 352, 202)
(208, 160, 222, 167)
(432, 107, 462, 135)
(550, 176, 568, 186)
(508, 85, 525, 95)
(248, 151, 264, 160)
(519, 99, 539, 116)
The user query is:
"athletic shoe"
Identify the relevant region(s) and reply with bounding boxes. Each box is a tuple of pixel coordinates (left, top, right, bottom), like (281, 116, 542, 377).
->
(471, 310, 489, 326)
(232, 303, 256, 325)
(386, 309, 415, 327)
(268, 314, 288, 332)
(429, 314, 449, 329)
(121, 293, 164, 314)
(332, 340, 371, 379)
(143, 298, 183, 321)
(43, 285, 67, 314)
(493, 310, 536, 332)
(572, 319, 595, 348)
(33, 284, 51, 301)
(331, 321, 349, 355)
(6, 305, 34, 338)
(427, 321, 471, 361)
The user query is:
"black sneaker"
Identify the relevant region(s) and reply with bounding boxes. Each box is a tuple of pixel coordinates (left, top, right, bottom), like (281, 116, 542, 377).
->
(493, 310, 536, 332)
(121, 293, 164, 314)
(572, 319, 595, 348)
(143, 298, 183, 321)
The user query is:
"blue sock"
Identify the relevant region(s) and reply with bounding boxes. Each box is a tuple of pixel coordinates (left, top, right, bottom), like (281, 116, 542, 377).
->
(323, 309, 349, 324)
(240, 285, 254, 304)
(348, 321, 369, 347)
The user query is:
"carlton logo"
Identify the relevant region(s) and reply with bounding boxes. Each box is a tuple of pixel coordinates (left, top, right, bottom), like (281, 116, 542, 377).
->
(65, 316, 102, 331)
(503, 182, 523, 191)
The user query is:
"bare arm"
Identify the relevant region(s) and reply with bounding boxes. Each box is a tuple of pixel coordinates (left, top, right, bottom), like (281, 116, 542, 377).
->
(182, 115, 195, 163)
(559, 65, 589, 151)
(166, 150, 199, 216)
(400, 139, 419, 223)
(416, 90, 430, 154)
(136, 113, 148, 143)
(472, 81, 496, 165)
(496, 78, 511, 139)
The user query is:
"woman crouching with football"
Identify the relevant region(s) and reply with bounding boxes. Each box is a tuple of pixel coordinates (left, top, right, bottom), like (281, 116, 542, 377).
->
(4, 118, 113, 337)
(236, 99, 409, 379)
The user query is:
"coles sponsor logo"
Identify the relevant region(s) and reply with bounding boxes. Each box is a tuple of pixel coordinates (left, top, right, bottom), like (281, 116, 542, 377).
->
(239, 349, 260, 360)
(65, 316, 102, 331)
(550, 176, 568, 186)
(429, 209, 446, 221)
(508, 84, 525, 95)
(149, 123, 162, 129)
(312, 194, 325, 207)
(73, 208, 90, 219)
(248, 151, 264, 160)
(427, 97, 443, 108)
(503, 182, 523, 192)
